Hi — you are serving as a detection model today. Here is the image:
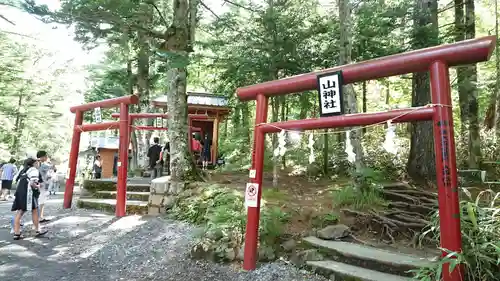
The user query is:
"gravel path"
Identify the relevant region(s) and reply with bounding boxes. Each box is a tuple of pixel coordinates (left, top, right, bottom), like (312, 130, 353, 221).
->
(0, 194, 329, 281)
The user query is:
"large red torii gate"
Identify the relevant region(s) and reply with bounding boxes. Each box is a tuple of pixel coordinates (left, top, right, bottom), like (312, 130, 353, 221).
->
(237, 36, 496, 281)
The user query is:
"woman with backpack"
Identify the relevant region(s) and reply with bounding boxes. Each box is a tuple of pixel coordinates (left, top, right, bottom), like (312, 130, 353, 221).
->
(11, 157, 48, 240)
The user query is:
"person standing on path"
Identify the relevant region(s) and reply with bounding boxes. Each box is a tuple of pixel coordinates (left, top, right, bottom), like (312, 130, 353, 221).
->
(159, 141, 170, 176)
(0, 158, 18, 200)
(147, 137, 163, 180)
(201, 134, 212, 170)
(93, 155, 103, 179)
(11, 157, 47, 240)
(48, 166, 58, 195)
(37, 151, 51, 223)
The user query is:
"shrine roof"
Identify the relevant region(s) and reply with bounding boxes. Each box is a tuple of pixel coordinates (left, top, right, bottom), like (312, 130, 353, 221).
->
(153, 92, 229, 108)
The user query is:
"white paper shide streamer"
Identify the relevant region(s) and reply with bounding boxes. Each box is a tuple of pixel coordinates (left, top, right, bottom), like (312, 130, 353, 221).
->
(274, 130, 287, 157)
(345, 131, 356, 163)
(382, 120, 398, 154)
(308, 133, 315, 164)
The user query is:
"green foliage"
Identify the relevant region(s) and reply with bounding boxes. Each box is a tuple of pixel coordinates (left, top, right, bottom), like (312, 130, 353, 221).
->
(312, 213, 340, 229)
(172, 184, 290, 249)
(413, 190, 500, 281)
(331, 181, 386, 210)
(0, 33, 70, 159)
(260, 206, 291, 245)
(82, 179, 116, 193)
(262, 188, 289, 202)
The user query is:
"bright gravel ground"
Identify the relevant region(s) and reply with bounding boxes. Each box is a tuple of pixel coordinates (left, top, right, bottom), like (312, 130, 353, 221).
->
(0, 194, 328, 281)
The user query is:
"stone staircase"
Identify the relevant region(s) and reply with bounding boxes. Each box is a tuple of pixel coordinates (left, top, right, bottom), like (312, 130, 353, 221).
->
(302, 236, 435, 281)
(77, 178, 150, 215)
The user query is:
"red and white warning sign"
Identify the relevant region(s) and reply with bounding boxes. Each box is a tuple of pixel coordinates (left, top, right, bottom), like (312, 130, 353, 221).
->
(245, 183, 259, 208)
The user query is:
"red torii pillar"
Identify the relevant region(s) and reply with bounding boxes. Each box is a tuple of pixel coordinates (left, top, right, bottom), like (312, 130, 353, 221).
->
(65, 95, 139, 217)
(236, 36, 497, 281)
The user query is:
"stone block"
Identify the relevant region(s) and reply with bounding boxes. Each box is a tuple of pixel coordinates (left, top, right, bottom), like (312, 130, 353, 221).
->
(151, 176, 170, 194)
(164, 196, 176, 209)
(149, 194, 164, 206)
(168, 181, 186, 195)
(148, 206, 160, 215)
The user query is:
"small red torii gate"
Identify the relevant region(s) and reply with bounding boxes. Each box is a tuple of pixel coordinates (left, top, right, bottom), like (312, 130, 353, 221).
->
(64, 95, 138, 217)
(236, 36, 496, 281)
(65, 105, 209, 217)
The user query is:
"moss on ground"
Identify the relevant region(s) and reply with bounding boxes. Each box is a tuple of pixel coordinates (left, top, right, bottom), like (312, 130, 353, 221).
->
(82, 180, 150, 194)
(94, 191, 149, 201)
(77, 199, 147, 215)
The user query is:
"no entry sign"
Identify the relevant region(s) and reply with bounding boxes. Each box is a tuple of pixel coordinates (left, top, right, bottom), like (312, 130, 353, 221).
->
(245, 183, 259, 208)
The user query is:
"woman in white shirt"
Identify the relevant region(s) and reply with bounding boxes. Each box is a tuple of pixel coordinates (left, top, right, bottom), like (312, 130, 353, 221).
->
(11, 157, 48, 240)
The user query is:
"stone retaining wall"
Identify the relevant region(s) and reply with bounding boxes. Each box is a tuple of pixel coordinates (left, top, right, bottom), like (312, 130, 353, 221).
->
(148, 176, 185, 215)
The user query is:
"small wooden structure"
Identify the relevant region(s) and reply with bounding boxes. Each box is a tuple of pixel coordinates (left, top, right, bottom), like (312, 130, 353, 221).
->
(152, 92, 230, 164)
(85, 136, 132, 178)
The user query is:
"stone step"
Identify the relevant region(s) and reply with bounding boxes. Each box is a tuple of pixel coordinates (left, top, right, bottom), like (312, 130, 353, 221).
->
(303, 236, 433, 276)
(307, 260, 412, 281)
(83, 179, 151, 193)
(77, 198, 148, 215)
(95, 191, 149, 201)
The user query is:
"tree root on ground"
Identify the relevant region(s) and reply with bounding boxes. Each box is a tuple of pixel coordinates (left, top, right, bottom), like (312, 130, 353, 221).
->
(339, 182, 440, 246)
(381, 190, 438, 205)
(342, 204, 434, 246)
(387, 202, 435, 215)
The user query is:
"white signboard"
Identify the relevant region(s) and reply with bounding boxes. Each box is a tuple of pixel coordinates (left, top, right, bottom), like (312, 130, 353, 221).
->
(249, 169, 256, 179)
(245, 183, 259, 208)
(94, 107, 102, 123)
(317, 71, 344, 117)
(155, 117, 163, 128)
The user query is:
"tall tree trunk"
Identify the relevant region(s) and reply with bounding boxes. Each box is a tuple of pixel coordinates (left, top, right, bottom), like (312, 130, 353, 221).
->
(455, 0, 468, 154)
(164, 0, 199, 185)
(323, 129, 329, 175)
(298, 94, 310, 120)
(495, 0, 500, 142)
(125, 34, 139, 170)
(137, 30, 153, 171)
(385, 80, 390, 132)
(407, 0, 438, 182)
(240, 102, 250, 144)
(271, 97, 280, 187)
(280, 96, 287, 169)
(362, 81, 367, 134)
(10, 94, 24, 155)
(464, 0, 480, 168)
(338, 0, 365, 188)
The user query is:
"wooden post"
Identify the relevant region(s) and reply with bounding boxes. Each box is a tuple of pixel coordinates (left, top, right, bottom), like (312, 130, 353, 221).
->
(212, 113, 219, 164)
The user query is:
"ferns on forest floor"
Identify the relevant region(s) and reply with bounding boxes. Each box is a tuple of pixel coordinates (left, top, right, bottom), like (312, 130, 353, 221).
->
(411, 190, 500, 281)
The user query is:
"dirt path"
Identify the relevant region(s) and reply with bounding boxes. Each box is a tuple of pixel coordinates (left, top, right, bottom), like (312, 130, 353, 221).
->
(0, 194, 327, 281)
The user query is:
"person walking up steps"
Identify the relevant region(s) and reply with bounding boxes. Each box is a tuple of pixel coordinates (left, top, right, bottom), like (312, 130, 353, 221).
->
(37, 151, 51, 223)
(147, 137, 163, 180)
(0, 158, 17, 201)
(11, 157, 48, 240)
